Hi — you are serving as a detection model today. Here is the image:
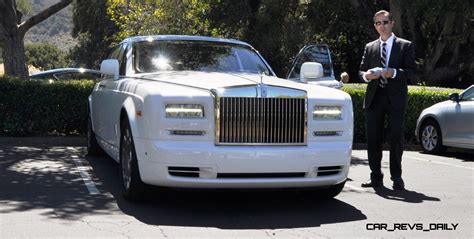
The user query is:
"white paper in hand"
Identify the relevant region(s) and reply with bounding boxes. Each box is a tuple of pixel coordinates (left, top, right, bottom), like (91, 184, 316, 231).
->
(369, 67, 384, 74)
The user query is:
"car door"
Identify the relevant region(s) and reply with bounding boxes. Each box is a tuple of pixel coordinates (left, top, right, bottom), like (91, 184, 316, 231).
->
(287, 44, 340, 87)
(100, 43, 131, 147)
(92, 45, 123, 143)
(443, 86, 474, 147)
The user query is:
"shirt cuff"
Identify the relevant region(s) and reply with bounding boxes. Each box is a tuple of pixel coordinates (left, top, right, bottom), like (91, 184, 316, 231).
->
(392, 69, 397, 78)
(362, 72, 370, 82)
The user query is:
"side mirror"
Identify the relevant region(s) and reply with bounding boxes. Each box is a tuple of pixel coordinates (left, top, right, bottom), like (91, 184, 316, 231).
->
(100, 59, 119, 80)
(300, 62, 323, 83)
(448, 93, 460, 103)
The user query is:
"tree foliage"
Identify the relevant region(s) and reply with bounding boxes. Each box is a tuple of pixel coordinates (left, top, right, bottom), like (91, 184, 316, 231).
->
(25, 43, 70, 70)
(393, 0, 473, 88)
(71, 0, 472, 87)
(70, 0, 118, 68)
(107, 0, 214, 40)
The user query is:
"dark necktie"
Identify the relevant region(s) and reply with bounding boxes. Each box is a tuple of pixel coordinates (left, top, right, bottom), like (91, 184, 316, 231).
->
(379, 42, 387, 88)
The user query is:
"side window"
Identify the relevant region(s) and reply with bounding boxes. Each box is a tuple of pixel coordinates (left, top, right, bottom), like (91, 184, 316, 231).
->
(108, 45, 121, 59)
(107, 43, 128, 76)
(461, 88, 474, 101)
(54, 72, 75, 80)
(118, 43, 128, 75)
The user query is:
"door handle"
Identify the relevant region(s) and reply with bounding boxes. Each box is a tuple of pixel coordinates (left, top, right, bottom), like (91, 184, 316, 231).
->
(98, 84, 106, 88)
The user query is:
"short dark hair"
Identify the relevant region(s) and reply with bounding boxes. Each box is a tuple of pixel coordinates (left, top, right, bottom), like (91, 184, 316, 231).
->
(373, 10, 393, 22)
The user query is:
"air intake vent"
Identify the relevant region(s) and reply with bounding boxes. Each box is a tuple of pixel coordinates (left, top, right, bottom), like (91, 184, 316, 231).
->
(217, 172, 306, 178)
(217, 97, 306, 145)
(317, 166, 342, 176)
(168, 166, 200, 178)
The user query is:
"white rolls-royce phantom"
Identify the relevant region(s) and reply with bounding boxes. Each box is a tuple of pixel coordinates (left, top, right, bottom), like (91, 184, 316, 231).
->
(88, 35, 353, 201)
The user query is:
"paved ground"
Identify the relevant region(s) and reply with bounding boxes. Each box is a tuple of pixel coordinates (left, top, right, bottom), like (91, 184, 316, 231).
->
(0, 137, 473, 238)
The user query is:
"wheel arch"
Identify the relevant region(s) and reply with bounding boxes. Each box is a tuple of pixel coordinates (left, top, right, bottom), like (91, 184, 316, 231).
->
(119, 97, 141, 141)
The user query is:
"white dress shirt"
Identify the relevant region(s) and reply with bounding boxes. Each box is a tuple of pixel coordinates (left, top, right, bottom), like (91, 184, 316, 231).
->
(363, 33, 398, 82)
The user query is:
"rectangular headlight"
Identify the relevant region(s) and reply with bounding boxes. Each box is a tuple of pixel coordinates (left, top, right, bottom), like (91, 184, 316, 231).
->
(313, 106, 342, 120)
(165, 104, 204, 118)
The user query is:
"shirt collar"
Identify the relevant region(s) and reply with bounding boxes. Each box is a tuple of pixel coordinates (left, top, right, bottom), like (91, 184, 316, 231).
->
(379, 33, 395, 46)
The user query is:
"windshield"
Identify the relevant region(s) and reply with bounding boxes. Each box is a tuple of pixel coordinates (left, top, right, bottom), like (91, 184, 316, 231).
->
(133, 40, 271, 75)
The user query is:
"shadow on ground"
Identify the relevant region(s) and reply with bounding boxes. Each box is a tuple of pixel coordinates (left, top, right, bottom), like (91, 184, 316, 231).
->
(0, 145, 116, 220)
(0, 141, 367, 229)
(87, 154, 368, 229)
(374, 187, 441, 203)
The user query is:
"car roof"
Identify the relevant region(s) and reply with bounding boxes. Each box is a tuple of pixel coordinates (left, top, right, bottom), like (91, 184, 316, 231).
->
(30, 68, 102, 76)
(120, 35, 252, 47)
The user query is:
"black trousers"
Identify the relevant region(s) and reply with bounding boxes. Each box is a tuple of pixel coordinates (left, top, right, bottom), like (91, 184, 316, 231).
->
(365, 87, 405, 181)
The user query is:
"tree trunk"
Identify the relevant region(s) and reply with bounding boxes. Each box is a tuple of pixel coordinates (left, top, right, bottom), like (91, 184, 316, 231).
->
(2, 29, 27, 79)
(389, 0, 403, 37)
(0, 0, 72, 79)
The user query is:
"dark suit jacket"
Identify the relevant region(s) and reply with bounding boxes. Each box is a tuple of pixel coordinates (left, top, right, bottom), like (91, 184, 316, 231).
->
(359, 37, 417, 110)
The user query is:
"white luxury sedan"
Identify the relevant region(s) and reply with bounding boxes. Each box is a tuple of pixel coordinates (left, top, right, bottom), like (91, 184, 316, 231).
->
(88, 35, 353, 201)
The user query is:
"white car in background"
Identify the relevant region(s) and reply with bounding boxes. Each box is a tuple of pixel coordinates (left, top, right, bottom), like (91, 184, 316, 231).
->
(88, 35, 353, 201)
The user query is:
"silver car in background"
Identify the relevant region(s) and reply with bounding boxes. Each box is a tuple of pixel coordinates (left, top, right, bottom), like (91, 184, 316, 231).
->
(415, 85, 474, 153)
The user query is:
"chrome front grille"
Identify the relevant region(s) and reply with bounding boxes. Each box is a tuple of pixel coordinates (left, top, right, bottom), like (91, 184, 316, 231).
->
(217, 97, 306, 145)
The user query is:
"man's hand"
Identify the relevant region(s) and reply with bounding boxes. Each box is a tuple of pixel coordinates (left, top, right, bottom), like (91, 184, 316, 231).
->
(364, 70, 381, 81)
(381, 68, 394, 78)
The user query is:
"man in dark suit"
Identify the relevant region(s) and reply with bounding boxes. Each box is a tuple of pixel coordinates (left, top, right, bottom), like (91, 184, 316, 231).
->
(358, 10, 417, 190)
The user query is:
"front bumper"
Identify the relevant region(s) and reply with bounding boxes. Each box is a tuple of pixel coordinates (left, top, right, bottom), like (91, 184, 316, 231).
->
(134, 138, 352, 189)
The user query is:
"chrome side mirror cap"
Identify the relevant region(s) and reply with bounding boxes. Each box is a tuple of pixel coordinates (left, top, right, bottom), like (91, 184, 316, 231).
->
(100, 59, 119, 80)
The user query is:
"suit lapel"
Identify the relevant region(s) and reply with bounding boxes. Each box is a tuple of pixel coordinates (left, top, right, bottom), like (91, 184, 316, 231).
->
(374, 40, 381, 66)
(389, 37, 399, 67)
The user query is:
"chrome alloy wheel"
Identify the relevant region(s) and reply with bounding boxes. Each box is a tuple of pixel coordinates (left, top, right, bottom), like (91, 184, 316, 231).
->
(121, 127, 133, 190)
(421, 125, 438, 151)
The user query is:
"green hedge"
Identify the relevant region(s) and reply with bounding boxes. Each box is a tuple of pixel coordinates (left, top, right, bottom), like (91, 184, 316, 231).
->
(0, 78, 462, 144)
(0, 78, 95, 136)
(342, 83, 462, 143)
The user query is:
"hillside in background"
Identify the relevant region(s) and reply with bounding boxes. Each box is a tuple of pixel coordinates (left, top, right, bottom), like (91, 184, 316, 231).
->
(24, 0, 76, 51)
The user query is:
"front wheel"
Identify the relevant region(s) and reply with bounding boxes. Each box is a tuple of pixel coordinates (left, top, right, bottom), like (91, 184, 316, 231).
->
(420, 120, 446, 154)
(120, 119, 146, 201)
(87, 115, 104, 156)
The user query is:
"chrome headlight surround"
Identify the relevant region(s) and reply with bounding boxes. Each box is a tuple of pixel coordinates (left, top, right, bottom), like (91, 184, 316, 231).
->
(313, 106, 342, 120)
(165, 104, 205, 118)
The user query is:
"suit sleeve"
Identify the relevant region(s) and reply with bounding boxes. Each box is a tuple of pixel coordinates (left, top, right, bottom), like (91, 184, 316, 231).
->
(358, 44, 370, 83)
(395, 42, 417, 84)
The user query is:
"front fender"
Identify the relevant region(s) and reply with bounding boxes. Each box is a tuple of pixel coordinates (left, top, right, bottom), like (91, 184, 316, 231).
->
(120, 96, 144, 141)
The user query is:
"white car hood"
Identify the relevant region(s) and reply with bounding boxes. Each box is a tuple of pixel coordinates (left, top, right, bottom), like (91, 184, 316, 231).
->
(134, 71, 347, 100)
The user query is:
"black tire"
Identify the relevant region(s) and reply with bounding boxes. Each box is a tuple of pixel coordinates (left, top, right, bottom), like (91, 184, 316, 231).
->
(119, 119, 146, 201)
(419, 120, 446, 154)
(87, 115, 104, 156)
(306, 181, 346, 199)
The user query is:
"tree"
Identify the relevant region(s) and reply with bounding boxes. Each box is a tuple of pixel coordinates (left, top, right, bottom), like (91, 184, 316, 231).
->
(107, 0, 214, 40)
(70, 0, 118, 68)
(25, 43, 70, 70)
(0, 0, 72, 79)
(389, 0, 473, 88)
(74, 0, 471, 87)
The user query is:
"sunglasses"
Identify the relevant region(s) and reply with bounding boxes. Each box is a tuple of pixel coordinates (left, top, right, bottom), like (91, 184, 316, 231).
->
(374, 20, 390, 26)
